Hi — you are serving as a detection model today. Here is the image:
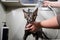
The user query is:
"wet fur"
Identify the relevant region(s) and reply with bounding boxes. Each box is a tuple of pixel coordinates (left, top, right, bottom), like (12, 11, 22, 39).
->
(23, 8, 49, 40)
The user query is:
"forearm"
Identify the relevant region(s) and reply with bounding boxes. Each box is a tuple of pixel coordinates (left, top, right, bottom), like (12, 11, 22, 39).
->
(49, 2, 60, 8)
(39, 16, 59, 28)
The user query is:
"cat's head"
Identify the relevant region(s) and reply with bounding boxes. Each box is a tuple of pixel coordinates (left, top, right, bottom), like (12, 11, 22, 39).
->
(23, 8, 38, 22)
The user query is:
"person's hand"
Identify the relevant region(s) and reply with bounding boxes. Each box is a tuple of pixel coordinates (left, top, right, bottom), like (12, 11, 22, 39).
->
(43, 1, 51, 7)
(25, 22, 41, 32)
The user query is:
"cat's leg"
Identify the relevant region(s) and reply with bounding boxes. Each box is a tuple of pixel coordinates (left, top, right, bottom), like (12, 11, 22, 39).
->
(33, 30, 42, 40)
(23, 30, 31, 40)
(36, 29, 43, 40)
(35, 36, 39, 40)
(42, 31, 49, 39)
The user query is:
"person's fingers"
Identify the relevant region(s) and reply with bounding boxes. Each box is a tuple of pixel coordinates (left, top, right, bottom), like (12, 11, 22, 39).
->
(29, 25, 36, 32)
(43, 1, 49, 3)
(43, 2, 47, 6)
(30, 28, 35, 32)
(26, 23, 32, 28)
(25, 24, 33, 30)
(25, 28, 31, 30)
(25, 26, 33, 30)
(43, 1, 50, 7)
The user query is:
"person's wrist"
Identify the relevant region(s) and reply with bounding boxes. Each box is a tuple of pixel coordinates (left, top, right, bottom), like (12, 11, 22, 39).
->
(36, 22, 42, 28)
(43, 1, 52, 7)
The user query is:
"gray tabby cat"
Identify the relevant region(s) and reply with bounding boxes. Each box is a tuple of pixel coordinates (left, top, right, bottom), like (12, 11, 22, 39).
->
(23, 8, 49, 40)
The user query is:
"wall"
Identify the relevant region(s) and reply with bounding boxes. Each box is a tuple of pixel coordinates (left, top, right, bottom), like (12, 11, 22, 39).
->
(6, 8, 26, 40)
(0, 2, 6, 40)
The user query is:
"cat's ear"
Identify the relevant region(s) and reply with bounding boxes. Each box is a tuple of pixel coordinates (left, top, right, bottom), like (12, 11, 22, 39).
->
(33, 8, 38, 16)
(23, 9, 27, 15)
(23, 9, 26, 13)
(23, 9, 28, 18)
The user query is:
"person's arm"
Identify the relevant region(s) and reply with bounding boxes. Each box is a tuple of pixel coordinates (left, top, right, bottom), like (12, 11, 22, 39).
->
(43, 1, 60, 8)
(26, 15, 60, 32)
(50, 2, 60, 8)
(40, 16, 59, 29)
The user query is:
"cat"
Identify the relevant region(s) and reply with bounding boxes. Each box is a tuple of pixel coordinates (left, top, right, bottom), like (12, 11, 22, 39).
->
(23, 8, 49, 40)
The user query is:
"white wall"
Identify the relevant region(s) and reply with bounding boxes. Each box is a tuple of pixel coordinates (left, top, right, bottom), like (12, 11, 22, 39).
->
(6, 8, 25, 40)
(0, 3, 6, 40)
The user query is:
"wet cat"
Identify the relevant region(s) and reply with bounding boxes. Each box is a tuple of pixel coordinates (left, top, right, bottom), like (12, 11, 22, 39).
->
(23, 8, 49, 40)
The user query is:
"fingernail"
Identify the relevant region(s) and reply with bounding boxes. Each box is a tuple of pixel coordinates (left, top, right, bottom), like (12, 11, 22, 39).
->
(25, 28, 30, 30)
(26, 24, 32, 28)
